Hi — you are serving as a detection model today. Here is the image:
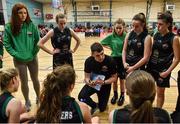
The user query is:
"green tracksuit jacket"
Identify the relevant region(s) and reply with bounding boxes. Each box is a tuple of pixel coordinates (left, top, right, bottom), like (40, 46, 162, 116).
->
(3, 22, 40, 62)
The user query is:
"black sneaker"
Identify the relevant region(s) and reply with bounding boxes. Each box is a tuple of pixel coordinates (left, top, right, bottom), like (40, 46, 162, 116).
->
(25, 100, 31, 112)
(171, 111, 178, 118)
(111, 95, 118, 104)
(171, 111, 180, 123)
(91, 106, 99, 115)
(117, 96, 124, 106)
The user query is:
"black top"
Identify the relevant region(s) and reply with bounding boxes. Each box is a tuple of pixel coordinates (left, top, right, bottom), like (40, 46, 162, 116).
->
(0, 92, 14, 123)
(61, 96, 83, 123)
(84, 55, 116, 80)
(51, 27, 72, 54)
(126, 30, 148, 66)
(148, 32, 174, 71)
(113, 106, 171, 123)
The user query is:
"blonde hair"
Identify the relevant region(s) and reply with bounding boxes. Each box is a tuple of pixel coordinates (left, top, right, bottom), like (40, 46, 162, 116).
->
(0, 68, 18, 91)
(113, 18, 125, 33)
(55, 13, 67, 23)
(126, 70, 156, 123)
(114, 18, 125, 26)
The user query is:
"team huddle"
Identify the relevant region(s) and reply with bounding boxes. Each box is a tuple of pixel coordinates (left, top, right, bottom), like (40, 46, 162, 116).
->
(0, 2, 180, 123)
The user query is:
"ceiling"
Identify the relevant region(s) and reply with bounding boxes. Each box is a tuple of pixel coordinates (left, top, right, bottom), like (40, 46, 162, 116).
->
(32, 0, 52, 3)
(33, 0, 147, 3)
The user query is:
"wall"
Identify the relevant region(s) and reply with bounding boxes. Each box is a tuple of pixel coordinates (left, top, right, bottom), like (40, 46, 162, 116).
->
(42, 0, 180, 27)
(6, 0, 44, 25)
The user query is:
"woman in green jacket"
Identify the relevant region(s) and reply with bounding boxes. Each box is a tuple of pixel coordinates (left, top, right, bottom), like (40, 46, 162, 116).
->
(3, 3, 40, 112)
(100, 18, 126, 106)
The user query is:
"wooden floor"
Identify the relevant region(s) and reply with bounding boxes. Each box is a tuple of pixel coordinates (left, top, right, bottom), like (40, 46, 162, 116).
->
(2, 34, 179, 123)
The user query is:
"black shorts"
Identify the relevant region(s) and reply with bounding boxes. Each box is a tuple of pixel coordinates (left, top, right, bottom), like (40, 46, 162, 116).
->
(147, 69, 171, 88)
(112, 57, 125, 79)
(53, 52, 73, 69)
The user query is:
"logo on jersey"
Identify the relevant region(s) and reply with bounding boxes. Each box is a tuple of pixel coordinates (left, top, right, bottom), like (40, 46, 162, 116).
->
(67, 36, 71, 40)
(137, 42, 142, 48)
(27, 31, 32, 35)
(61, 111, 73, 120)
(158, 40, 162, 43)
(101, 66, 108, 72)
(162, 43, 169, 49)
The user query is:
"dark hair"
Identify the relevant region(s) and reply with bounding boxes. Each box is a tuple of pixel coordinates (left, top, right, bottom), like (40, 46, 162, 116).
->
(133, 13, 147, 31)
(55, 13, 67, 24)
(165, 11, 172, 16)
(158, 12, 173, 32)
(10, 3, 31, 35)
(126, 70, 156, 123)
(0, 68, 18, 91)
(36, 64, 76, 123)
(90, 42, 103, 53)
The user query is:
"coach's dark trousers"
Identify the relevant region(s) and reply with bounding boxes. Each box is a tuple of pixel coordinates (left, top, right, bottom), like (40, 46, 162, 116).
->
(78, 84, 111, 112)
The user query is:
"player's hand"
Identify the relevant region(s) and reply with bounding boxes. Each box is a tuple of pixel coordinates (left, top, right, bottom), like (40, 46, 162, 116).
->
(52, 48, 60, 55)
(126, 66, 134, 74)
(159, 71, 169, 78)
(124, 63, 129, 69)
(84, 79, 96, 86)
(88, 80, 96, 86)
(69, 49, 75, 53)
(95, 79, 104, 85)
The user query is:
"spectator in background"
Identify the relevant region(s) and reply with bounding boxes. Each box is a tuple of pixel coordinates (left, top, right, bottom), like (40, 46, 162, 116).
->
(49, 23, 54, 29)
(177, 28, 180, 36)
(172, 25, 177, 35)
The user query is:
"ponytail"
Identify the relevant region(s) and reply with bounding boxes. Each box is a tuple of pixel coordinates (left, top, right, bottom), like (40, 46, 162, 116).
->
(131, 100, 155, 123)
(36, 73, 63, 123)
(158, 12, 173, 32)
(36, 64, 76, 123)
(126, 70, 156, 123)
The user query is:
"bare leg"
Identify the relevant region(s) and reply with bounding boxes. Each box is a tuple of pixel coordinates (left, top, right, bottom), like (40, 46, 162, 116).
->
(120, 79, 125, 93)
(156, 86, 165, 108)
(91, 116, 99, 123)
